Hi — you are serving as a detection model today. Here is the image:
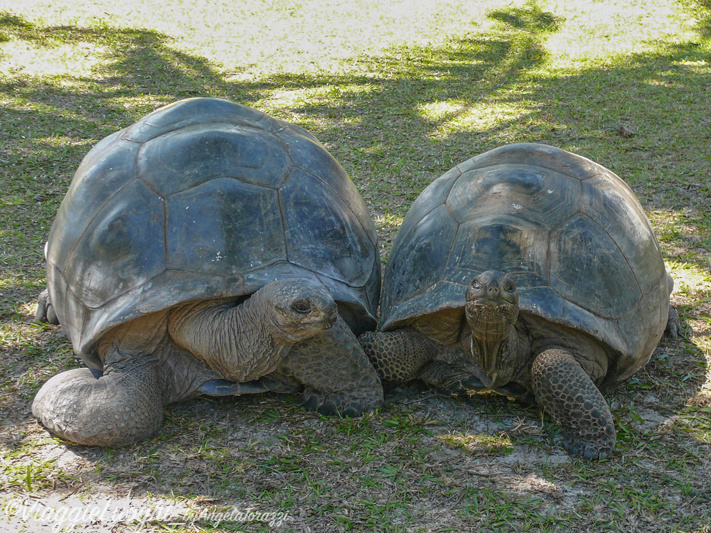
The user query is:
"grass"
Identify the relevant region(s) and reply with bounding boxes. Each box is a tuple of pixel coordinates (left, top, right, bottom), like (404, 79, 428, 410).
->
(0, 0, 710, 531)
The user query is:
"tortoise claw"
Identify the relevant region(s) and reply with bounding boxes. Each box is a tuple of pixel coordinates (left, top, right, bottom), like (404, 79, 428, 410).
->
(302, 387, 380, 417)
(559, 434, 613, 461)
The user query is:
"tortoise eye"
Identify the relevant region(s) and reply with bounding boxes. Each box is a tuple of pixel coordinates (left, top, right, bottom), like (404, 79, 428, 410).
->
(504, 282, 516, 293)
(291, 300, 312, 314)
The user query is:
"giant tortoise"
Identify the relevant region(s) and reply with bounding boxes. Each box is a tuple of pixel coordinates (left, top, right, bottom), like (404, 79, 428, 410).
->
(359, 143, 676, 460)
(33, 97, 383, 447)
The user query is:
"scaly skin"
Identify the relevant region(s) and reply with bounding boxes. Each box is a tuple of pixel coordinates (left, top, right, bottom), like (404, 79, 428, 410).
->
(358, 328, 438, 384)
(32, 357, 164, 447)
(359, 327, 488, 394)
(276, 316, 383, 417)
(532, 349, 616, 460)
(168, 282, 337, 383)
(33, 280, 383, 447)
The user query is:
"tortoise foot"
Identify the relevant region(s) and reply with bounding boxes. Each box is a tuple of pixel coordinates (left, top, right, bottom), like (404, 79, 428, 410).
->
(35, 289, 59, 325)
(33, 364, 164, 447)
(665, 306, 681, 338)
(302, 387, 381, 418)
(559, 434, 613, 461)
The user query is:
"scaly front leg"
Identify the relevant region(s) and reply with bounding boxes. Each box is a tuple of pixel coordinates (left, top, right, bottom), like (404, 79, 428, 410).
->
(358, 328, 441, 384)
(531, 349, 616, 460)
(277, 317, 383, 417)
(360, 327, 497, 394)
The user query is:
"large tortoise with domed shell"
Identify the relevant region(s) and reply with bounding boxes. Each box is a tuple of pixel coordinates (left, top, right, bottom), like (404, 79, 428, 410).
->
(360, 143, 677, 460)
(33, 97, 383, 447)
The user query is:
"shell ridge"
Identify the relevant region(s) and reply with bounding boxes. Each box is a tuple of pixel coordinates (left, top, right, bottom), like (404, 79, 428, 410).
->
(53, 176, 140, 277)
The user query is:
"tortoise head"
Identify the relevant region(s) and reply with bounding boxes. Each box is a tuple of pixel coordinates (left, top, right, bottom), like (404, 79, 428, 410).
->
(263, 280, 339, 343)
(464, 270, 520, 387)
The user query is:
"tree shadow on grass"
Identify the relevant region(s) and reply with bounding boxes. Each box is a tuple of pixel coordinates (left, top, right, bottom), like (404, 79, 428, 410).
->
(693, 0, 711, 38)
(0, 7, 554, 171)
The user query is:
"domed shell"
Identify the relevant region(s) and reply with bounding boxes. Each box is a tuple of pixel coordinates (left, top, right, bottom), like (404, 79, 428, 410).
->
(46, 98, 380, 369)
(381, 143, 669, 382)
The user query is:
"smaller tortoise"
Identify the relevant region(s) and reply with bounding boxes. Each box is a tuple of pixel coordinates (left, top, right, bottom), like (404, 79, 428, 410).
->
(33, 97, 383, 447)
(360, 143, 677, 460)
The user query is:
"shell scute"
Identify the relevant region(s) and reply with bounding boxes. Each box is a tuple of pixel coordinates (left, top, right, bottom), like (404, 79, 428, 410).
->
(138, 125, 292, 195)
(63, 180, 166, 309)
(47, 139, 140, 272)
(282, 168, 375, 286)
(165, 178, 285, 275)
(549, 213, 641, 319)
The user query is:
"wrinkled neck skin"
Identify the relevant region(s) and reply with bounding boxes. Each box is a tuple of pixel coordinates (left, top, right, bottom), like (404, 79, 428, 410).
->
(465, 303, 529, 389)
(169, 295, 294, 384)
(169, 281, 336, 385)
(212, 293, 297, 382)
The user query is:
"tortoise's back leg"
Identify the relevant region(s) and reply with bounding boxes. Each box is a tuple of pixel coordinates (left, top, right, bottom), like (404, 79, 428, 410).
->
(35, 289, 59, 325)
(32, 353, 164, 447)
(33, 316, 170, 447)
